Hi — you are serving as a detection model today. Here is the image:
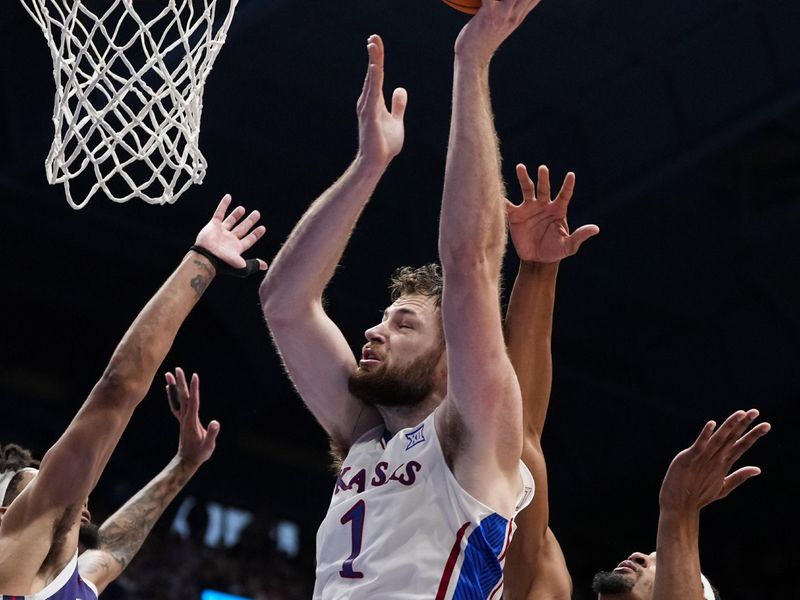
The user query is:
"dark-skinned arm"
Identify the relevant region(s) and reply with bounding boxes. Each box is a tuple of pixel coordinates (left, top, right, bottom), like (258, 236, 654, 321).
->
(502, 164, 598, 599)
(79, 368, 218, 594)
(653, 410, 769, 600)
(0, 195, 263, 593)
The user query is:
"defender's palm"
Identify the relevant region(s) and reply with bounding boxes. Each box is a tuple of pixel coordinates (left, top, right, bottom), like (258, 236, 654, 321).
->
(659, 410, 769, 512)
(507, 164, 598, 264)
(195, 194, 266, 269)
(166, 368, 219, 467)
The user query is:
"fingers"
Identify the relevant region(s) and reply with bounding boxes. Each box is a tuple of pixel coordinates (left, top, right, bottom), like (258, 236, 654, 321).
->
(514, 164, 580, 208)
(363, 35, 385, 109)
(167, 370, 201, 421)
(536, 165, 550, 203)
(165, 371, 180, 415)
(566, 224, 600, 255)
(190, 372, 200, 410)
(503, 0, 541, 17)
(515, 163, 535, 203)
(695, 410, 769, 483)
(553, 171, 576, 206)
(727, 421, 771, 465)
(720, 466, 762, 498)
(256, 258, 268, 271)
(175, 366, 188, 391)
(206, 420, 221, 446)
(231, 210, 261, 238)
(357, 39, 375, 111)
(690, 420, 717, 451)
(704, 409, 758, 459)
(391, 87, 408, 120)
(369, 34, 385, 70)
(477, 0, 540, 28)
(212, 194, 232, 222)
(222, 205, 247, 231)
(240, 225, 267, 250)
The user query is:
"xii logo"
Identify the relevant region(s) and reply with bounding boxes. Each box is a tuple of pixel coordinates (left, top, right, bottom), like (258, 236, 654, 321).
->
(404, 424, 425, 451)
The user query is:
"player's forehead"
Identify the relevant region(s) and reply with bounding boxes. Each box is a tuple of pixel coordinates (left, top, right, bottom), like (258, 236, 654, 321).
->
(383, 294, 438, 319)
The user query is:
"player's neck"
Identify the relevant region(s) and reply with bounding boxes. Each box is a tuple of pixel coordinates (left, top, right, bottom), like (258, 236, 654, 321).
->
(376, 393, 442, 436)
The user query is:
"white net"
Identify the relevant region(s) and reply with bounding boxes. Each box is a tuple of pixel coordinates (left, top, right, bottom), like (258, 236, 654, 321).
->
(20, 0, 239, 209)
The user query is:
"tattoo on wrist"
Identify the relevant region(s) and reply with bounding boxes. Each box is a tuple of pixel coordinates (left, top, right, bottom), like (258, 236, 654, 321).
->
(192, 258, 214, 276)
(190, 275, 208, 297)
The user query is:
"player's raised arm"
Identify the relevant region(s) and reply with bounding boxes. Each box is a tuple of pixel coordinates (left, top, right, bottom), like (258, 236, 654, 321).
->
(78, 368, 218, 594)
(0, 196, 264, 595)
(437, 0, 543, 515)
(653, 409, 770, 600)
(260, 34, 406, 450)
(502, 164, 598, 599)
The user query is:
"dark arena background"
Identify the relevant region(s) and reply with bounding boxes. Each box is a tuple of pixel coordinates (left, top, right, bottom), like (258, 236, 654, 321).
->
(1, 1, 799, 598)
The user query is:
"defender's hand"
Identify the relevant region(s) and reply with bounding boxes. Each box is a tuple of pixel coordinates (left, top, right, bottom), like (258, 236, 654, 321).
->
(194, 195, 267, 271)
(659, 409, 770, 512)
(165, 368, 220, 469)
(507, 164, 599, 263)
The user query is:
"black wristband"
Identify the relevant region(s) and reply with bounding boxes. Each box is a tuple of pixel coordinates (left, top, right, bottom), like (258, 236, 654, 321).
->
(189, 245, 261, 278)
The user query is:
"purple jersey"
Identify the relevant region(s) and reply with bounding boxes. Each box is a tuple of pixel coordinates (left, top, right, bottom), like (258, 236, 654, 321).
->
(2, 553, 98, 600)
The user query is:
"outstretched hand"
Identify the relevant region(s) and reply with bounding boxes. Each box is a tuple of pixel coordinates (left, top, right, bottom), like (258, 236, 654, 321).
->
(165, 368, 220, 468)
(195, 195, 267, 271)
(357, 34, 407, 167)
(455, 0, 542, 65)
(507, 164, 599, 263)
(659, 409, 770, 513)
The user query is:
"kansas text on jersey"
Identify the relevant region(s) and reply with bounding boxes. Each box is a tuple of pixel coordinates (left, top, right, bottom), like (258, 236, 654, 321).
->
(314, 411, 535, 599)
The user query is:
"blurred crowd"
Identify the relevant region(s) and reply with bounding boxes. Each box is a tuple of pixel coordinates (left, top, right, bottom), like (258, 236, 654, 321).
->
(101, 510, 313, 600)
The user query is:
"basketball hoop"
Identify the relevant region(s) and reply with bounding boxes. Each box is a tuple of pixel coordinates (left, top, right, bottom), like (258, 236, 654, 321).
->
(19, 0, 239, 209)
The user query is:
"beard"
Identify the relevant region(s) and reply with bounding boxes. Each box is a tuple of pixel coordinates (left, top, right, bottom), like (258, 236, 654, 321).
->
(592, 571, 635, 595)
(79, 521, 100, 551)
(348, 345, 443, 408)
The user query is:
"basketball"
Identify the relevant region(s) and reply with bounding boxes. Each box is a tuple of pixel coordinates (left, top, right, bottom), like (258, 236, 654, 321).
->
(441, 0, 480, 15)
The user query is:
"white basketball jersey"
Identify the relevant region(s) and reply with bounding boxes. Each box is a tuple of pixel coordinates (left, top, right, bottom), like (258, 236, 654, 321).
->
(314, 410, 535, 599)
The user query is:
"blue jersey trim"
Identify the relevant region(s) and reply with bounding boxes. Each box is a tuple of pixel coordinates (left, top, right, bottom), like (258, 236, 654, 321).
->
(452, 513, 508, 598)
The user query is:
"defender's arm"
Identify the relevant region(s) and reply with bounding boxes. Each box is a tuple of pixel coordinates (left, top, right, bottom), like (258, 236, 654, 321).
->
(502, 164, 596, 599)
(653, 409, 769, 600)
(0, 196, 263, 590)
(503, 261, 572, 600)
(79, 369, 218, 593)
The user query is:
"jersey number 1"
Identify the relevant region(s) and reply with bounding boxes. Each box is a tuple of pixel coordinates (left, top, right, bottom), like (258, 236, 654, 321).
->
(339, 499, 366, 578)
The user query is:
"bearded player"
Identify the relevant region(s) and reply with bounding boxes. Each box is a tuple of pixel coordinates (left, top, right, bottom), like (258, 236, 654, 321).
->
(260, 2, 552, 597)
